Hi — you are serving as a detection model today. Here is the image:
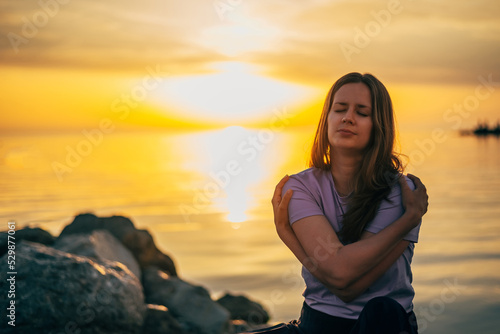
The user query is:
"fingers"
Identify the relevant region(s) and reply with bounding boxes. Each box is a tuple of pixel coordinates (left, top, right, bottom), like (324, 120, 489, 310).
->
(406, 173, 426, 191)
(407, 174, 429, 209)
(272, 175, 289, 206)
(280, 189, 293, 210)
(407, 174, 429, 214)
(276, 188, 293, 225)
(400, 173, 429, 216)
(276, 174, 290, 189)
(272, 175, 293, 226)
(399, 173, 427, 193)
(398, 174, 411, 193)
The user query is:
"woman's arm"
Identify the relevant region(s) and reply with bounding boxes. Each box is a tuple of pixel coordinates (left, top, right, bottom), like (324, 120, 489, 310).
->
(328, 232, 409, 302)
(272, 174, 427, 294)
(273, 178, 417, 303)
(275, 202, 407, 302)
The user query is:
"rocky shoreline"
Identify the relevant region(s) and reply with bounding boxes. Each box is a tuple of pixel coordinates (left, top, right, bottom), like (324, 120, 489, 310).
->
(0, 213, 271, 333)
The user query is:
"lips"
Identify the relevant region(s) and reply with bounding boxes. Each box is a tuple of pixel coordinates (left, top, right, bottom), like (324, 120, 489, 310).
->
(338, 128, 355, 135)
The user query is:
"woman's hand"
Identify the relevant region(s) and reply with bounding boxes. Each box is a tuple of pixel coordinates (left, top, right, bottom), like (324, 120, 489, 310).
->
(271, 175, 294, 239)
(398, 173, 429, 226)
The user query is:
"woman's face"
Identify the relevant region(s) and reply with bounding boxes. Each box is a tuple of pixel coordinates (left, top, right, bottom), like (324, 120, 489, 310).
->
(327, 82, 373, 154)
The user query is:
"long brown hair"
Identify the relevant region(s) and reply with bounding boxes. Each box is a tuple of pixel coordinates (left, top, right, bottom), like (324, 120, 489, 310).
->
(310, 72, 404, 243)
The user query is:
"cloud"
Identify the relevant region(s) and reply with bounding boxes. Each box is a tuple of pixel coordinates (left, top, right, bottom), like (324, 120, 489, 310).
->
(0, 0, 225, 73)
(242, 0, 500, 85)
(0, 0, 499, 85)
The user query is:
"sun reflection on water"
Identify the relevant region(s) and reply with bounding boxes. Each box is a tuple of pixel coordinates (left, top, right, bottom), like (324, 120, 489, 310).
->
(178, 125, 308, 226)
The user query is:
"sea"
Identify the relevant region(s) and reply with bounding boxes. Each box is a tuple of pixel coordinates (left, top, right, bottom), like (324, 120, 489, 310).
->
(1, 126, 499, 333)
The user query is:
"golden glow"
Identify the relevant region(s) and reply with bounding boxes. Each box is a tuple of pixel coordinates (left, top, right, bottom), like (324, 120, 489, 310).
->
(149, 62, 316, 125)
(0, 67, 130, 130)
(3, 5, 499, 132)
(3, 65, 499, 134)
(201, 16, 280, 57)
(184, 126, 265, 223)
(176, 125, 308, 224)
(2, 1, 499, 132)
(388, 82, 500, 131)
(225, 194, 249, 223)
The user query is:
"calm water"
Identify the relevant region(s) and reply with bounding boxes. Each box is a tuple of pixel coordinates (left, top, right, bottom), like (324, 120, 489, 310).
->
(1, 127, 499, 333)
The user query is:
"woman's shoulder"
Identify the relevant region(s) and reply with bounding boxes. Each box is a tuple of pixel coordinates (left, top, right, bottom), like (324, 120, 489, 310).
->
(290, 167, 330, 184)
(283, 168, 334, 207)
(284, 167, 330, 193)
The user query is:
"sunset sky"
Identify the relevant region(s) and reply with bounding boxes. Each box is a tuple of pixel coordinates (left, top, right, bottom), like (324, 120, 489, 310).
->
(1, 0, 499, 132)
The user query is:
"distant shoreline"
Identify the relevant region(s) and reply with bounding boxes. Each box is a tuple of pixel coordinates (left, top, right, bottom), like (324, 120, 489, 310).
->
(460, 123, 500, 137)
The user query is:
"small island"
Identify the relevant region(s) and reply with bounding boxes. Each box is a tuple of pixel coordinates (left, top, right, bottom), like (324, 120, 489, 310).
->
(460, 121, 500, 137)
(472, 121, 500, 136)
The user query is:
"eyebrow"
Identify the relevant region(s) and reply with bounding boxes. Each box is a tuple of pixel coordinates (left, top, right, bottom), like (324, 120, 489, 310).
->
(333, 102, 372, 109)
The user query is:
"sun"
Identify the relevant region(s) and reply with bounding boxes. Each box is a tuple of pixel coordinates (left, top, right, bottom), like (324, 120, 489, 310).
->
(149, 62, 316, 126)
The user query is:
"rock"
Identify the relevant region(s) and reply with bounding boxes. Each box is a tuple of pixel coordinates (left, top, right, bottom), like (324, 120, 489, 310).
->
(143, 266, 231, 334)
(54, 229, 141, 280)
(217, 293, 270, 325)
(120, 227, 177, 276)
(142, 304, 186, 334)
(59, 213, 177, 276)
(230, 320, 270, 333)
(0, 226, 55, 256)
(59, 213, 135, 240)
(0, 241, 146, 334)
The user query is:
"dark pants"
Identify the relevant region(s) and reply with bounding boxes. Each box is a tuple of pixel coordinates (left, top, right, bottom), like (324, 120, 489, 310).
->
(244, 297, 418, 334)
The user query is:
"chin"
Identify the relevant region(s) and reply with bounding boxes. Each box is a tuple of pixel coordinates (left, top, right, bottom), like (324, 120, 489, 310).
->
(331, 141, 367, 152)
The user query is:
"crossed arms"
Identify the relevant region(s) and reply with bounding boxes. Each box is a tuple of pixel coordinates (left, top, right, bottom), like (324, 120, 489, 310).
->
(272, 174, 428, 303)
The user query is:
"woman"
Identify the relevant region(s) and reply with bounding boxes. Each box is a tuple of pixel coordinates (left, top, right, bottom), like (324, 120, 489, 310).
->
(249, 73, 428, 334)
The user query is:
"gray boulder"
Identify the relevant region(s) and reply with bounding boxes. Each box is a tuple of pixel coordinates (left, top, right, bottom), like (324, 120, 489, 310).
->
(59, 213, 177, 275)
(0, 226, 55, 256)
(54, 229, 141, 280)
(59, 213, 136, 241)
(217, 293, 270, 325)
(0, 241, 146, 334)
(143, 266, 231, 334)
(142, 304, 186, 334)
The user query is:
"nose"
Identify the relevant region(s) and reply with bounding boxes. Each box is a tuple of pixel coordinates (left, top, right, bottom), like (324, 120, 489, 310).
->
(343, 107, 355, 124)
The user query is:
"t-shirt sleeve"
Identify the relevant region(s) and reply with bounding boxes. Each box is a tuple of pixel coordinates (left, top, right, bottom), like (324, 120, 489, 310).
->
(364, 176, 421, 243)
(282, 175, 324, 225)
